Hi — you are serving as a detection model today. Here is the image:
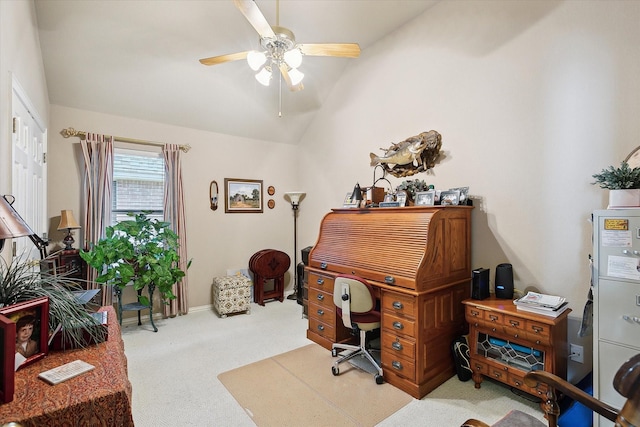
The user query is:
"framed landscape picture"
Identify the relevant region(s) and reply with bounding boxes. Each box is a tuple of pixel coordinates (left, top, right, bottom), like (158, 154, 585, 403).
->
(224, 178, 263, 213)
(0, 297, 49, 370)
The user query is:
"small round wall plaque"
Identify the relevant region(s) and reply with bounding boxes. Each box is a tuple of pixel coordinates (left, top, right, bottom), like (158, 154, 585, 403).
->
(267, 186, 275, 196)
(268, 199, 275, 209)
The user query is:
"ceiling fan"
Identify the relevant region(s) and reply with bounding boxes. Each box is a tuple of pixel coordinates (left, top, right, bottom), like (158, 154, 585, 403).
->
(199, 0, 361, 92)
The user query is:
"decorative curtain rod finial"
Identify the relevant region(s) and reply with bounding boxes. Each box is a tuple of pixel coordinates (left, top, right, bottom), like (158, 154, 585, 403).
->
(60, 127, 86, 140)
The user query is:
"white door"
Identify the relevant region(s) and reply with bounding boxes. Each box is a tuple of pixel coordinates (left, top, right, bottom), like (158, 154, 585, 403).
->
(11, 76, 47, 261)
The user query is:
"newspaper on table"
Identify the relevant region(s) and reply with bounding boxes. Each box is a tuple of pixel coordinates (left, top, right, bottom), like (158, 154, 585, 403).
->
(514, 291, 566, 310)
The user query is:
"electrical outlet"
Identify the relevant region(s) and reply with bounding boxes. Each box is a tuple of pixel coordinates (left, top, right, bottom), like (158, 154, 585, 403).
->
(570, 344, 584, 363)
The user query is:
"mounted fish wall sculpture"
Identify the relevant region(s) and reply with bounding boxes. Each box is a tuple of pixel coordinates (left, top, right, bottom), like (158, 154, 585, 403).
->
(370, 130, 442, 178)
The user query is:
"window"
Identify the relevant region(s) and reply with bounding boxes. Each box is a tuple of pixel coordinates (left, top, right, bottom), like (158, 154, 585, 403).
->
(112, 147, 164, 225)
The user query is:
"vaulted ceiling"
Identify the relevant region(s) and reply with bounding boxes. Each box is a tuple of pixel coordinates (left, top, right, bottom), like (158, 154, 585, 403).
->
(34, 0, 436, 144)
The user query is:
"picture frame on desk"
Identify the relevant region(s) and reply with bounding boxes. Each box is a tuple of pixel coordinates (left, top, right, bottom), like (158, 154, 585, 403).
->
(415, 190, 435, 206)
(0, 297, 49, 371)
(343, 192, 360, 208)
(0, 314, 15, 403)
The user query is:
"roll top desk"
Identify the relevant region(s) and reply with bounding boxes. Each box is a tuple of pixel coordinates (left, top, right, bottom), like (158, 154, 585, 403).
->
(305, 206, 472, 398)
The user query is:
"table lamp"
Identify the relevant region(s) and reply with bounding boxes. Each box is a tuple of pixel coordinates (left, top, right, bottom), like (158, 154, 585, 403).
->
(58, 210, 81, 251)
(284, 191, 305, 301)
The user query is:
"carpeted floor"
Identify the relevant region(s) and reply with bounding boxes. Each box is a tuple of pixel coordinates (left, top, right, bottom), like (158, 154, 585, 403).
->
(122, 300, 546, 426)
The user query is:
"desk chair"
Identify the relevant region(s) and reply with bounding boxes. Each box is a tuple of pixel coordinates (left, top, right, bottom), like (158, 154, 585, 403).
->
(330, 275, 384, 384)
(462, 353, 640, 427)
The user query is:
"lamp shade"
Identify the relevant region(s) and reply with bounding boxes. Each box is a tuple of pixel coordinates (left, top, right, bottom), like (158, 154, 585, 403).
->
(284, 191, 306, 206)
(247, 50, 267, 71)
(58, 210, 80, 230)
(0, 195, 35, 239)
(255, 67, 272, 86)
(288, 68, 304, 86)
(284, 48, 303, 69)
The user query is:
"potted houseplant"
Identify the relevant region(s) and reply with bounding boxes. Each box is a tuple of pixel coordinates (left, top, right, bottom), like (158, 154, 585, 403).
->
(0, 253, 107, 348)
(80, 212, 187, 331)
(592, 161, 640, 207)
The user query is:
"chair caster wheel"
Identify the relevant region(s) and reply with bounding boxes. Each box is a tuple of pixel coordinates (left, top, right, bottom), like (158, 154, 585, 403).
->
(375, 374, 384, 384)
(332, 366, 340, 376)
(331, 348, 338, 357)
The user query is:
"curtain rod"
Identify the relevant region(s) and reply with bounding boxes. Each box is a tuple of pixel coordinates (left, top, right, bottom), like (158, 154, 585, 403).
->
(60, 127, 191, 153)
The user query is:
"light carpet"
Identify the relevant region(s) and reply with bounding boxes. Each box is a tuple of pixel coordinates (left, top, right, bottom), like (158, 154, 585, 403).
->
(218, 344, 412, 427)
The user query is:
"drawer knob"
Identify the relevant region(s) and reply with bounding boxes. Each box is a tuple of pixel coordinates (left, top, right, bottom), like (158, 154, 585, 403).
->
(489, 315, 499, 322)
(317, 294, 324, 301)
(510, 320, 520, 327)
(392, 301, 404, 310)
(393, 321, 404, 330)
(317, 325, 324, 331)
(515, 381, 521, 386)
(317, 309, 324, 316)
(385, 276, 395, 284)
(532, 326, 543, 333)
(392, 361, 403, 370)
(320, 262, 327, 270)
(316, 278, 324, 285)
(392, 341, 403, 351)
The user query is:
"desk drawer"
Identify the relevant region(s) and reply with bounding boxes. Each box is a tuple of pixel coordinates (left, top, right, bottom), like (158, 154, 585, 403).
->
(309, 316, 335, 340)
(308, 301, 335, 322)
(381, 332, 416, 361)
(384, 312, 416, 338)
(382, 350, 416, 381)
(308, 287, 334, 309)
(382, 291, 416, 318)
(308, 272, 334, 292)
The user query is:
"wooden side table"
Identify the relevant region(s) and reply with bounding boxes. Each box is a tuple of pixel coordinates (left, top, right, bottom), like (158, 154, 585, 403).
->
(462, 297, 571, 399)
(249, 249, 290, 306)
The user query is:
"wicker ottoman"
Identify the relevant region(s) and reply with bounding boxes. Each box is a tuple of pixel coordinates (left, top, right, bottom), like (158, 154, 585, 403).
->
(212, 275, 252, 317)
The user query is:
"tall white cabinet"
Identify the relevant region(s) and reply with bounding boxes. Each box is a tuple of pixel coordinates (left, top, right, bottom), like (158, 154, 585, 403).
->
(592, 210, 640, 427)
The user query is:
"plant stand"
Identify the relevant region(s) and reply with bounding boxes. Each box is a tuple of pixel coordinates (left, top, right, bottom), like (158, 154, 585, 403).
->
(115, 285, 157, 332)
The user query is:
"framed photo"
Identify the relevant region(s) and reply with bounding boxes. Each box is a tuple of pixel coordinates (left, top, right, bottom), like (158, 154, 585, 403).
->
(415, 190, 436, 206)
(343, 192, 360, 208)
(439, 190, 460, 206)
(0, 297, 49, 370)
(224, 178, 263, 213)
(396, 190, 407, 207)
(0, 314, 15, 403)
(450, 186, 469, 204)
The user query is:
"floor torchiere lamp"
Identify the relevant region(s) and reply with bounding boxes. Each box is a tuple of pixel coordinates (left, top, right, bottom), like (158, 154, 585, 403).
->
(284, 191, 305, 301)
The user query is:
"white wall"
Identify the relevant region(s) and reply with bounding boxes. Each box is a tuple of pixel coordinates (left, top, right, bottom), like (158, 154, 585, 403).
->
(0, 0, 50, 263)
(48, 105, 298, 310)
(298, 0, 639, 380)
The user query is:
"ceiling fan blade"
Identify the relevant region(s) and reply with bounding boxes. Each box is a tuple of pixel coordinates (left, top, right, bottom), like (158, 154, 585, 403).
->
(279, 63, 304, 92)
(199, 51, 250, 66)
(234, 0, 276, 39)
(299, 43, 361, 58)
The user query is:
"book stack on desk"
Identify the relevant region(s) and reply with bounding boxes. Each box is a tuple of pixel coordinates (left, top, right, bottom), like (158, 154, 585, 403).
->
(514, 291, 569, 318)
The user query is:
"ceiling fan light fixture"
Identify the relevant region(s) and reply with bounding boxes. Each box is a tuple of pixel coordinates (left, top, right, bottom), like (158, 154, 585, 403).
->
(247, 50, 267, 71)
(288, 68, 304, 86)
(283, 48, 303, 69)
(255, 67, 272, 86)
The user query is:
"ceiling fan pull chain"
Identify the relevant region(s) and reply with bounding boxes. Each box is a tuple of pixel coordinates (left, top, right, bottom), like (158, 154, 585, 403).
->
(278, 68, 283, 118)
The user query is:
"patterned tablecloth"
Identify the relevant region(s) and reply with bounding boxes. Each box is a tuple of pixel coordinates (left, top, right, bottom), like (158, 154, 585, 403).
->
(0, 306, 134, 426)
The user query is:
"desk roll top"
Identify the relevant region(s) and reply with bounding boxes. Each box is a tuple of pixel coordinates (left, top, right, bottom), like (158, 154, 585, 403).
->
(306, 206, 473, 399)
(309, 207, 471, 291)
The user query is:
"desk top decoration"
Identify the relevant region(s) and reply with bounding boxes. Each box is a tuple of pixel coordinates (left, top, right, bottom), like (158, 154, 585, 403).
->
(368, 130, 442, 178)
(0, 306, 134, 426)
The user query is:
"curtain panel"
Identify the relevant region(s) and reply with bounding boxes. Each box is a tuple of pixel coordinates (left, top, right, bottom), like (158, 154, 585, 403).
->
(80, 134, 114, 306)
(162, 144, 189, 317)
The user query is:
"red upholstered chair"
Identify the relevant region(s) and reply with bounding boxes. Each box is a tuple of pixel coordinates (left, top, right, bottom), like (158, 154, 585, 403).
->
(330, 275, 383, 384)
